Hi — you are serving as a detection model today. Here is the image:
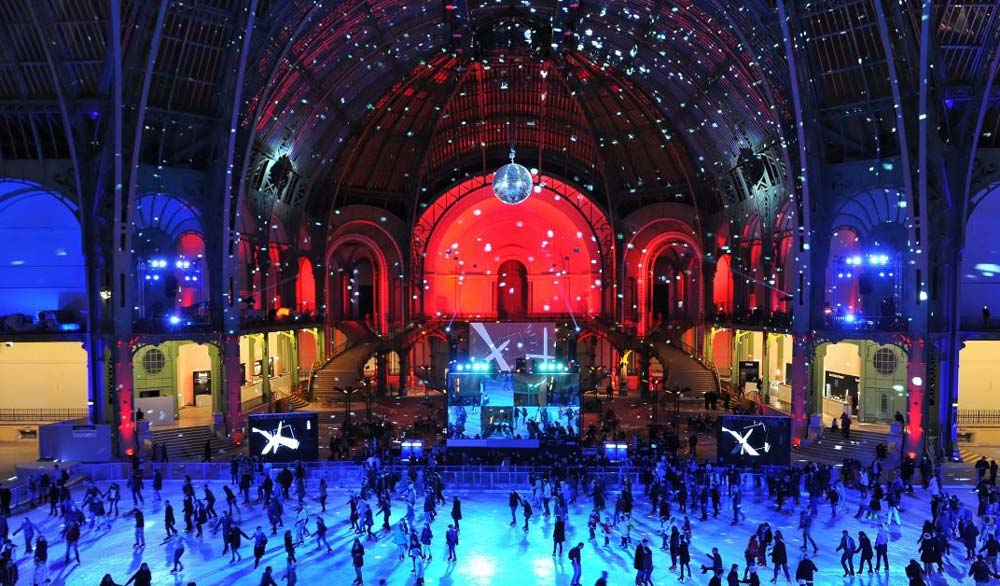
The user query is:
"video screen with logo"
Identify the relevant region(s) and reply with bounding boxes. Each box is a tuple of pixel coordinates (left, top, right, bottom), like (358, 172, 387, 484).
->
(447, 369, 580, 444)
(248, 412, 319, 462)
(468, 322, 557, 371)
(716, 414, 792, 467)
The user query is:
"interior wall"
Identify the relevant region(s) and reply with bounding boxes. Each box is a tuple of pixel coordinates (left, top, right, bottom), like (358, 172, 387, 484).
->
(0, 342, 88, 410)
(297, 330, 318, 372)
(711, 329, 733, 375)
(0, 185, 86, 317)
(822, 341, 861, 378)
(958, 341, 1000, 411)
(176, 343, 212, 407)
(421, 182, 603, 319)
(961, 186, 1000, 326)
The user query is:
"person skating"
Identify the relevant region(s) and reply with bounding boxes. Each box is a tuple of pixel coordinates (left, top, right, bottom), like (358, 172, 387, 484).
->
(62, 518, 80, 565)
(32, 535, 48, 586)
(100, 574, 122, 586)
(509, 490, 520, 526)
(726, 564, 740, 586)
(835, 529, 856, 576)
(445, 524, 459, 562)
(633, 537, 653, 586)
(259, 565, 278, 586)
(568, 542, 584, 586)
(124, 562, 151, 586)
(857, 530, 874, 575)
(314, 517, 332, 553)
(797, 508, 818, 553)
(522, 498, 533, 532)
(794, 554, 818, 586)
(905, 558, 926, 586)
(163, 500, 177, 537)
(167, 533, 185, 574)
(126, 506, 145, 548)
(451, 496, 462, 531)
(283, 530, 296, 563)
(594, 570, 608, 586)
(252, 526, 269, 569)
(875, 523, 890, 573)
(228, 524, 250, 562)
(981, 533, 1000, 572)
(769, 530, 790, 583)
(677, 535, 692, 581)
(283, 560, 297, 586)
(970, 554, 1000, 586)
(553, 515, 566, 557)
(12, 517, 37, 554)
(152, 470, 162, 503)
(351, 538, 365, 585)
(420, 522, 433, 561)
(701, 546, 723, 575)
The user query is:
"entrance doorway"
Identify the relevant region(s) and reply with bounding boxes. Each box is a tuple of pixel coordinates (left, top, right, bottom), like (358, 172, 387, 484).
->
(497, 260, 528, 319)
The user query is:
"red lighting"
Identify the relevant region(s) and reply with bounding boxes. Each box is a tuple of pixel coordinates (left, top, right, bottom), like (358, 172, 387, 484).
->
(792, 437, 801, 448)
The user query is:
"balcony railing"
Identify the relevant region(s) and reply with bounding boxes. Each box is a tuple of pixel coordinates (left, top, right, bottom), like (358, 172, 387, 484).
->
(0, 408, 89, 423)
(958, 410, 1000, 426)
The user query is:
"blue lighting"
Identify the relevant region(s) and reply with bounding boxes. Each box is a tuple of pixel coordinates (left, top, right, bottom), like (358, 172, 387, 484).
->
(59, 323, 80, 332)
(844, 313, 856, 324)
(168, 315, 181, 326)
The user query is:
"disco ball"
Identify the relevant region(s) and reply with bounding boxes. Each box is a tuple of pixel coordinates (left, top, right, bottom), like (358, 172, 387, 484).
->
(492, 162, 533, 205)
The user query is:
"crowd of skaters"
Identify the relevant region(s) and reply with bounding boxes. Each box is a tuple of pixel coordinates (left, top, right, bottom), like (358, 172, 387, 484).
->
(0, 439, 997, 585)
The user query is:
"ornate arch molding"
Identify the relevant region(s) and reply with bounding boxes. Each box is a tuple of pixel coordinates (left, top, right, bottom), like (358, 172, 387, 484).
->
(829, 188, 910, 240)
(412, 174, 614, 318)
(133, 192, 204, 241)
(324, 208, 407, 333)
(620, 207, 702, 337)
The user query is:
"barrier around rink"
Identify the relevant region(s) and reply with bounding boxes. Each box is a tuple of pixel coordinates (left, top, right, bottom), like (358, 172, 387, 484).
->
(59, 462, 801, 494)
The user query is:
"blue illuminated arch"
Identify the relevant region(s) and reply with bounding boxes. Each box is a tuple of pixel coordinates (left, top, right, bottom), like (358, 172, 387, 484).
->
(0, 179, 85, 316)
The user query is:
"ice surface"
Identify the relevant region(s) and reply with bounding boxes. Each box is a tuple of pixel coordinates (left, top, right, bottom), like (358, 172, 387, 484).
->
(12, 476, 971, 586)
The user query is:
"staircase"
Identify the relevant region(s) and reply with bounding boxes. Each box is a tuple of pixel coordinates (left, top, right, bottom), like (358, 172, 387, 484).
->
(286, 392, 309, 410)
(150, 425, 230, 461)
(654, 341, 720, 395)
(310, 342, 379, 403)
(793, 427, 890, 465)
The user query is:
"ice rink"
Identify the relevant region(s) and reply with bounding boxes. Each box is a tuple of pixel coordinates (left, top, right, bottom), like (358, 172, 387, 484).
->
(11, 475, 975, 585)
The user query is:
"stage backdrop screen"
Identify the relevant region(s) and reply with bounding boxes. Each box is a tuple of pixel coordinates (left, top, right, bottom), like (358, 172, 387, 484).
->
(716, 414, 791, 467)
(248, 412, 319, 462)
(447, 371, 580, 444)
(468, 322, 556, 371)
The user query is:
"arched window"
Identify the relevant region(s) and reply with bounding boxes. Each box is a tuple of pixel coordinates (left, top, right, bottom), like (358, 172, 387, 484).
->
(0, 180, 85, 319)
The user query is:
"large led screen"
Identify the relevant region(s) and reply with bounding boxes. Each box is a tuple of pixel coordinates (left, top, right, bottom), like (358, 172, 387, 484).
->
(248, 412, 319, 462)
(716, 414, 791, 467)
(468, 322, 557, 371)
(447, 371, 579, 443)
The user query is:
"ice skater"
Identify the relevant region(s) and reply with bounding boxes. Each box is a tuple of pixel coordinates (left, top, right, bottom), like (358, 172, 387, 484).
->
(127, 506, 145, 547)
(351, 538, 365, 584)
(227, 524, 250, 562)
(167, 533, 185, 574)
(445, 524, 459, 562)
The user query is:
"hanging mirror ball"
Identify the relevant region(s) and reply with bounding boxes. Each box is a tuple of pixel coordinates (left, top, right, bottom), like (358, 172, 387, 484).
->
(492, 162, 533, 205)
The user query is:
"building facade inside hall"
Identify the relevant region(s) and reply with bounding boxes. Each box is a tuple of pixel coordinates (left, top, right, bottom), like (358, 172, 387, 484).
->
(1, 0, 1000, 461)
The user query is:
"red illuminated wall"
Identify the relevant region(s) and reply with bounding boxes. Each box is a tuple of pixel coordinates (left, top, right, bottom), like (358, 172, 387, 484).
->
(419, 177, 604, 320)
(296, 257, 316, 311)
(713, 254, 734, 313)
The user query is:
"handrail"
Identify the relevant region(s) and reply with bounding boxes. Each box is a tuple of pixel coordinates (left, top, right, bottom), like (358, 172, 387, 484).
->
(0, 409, 89, 423)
